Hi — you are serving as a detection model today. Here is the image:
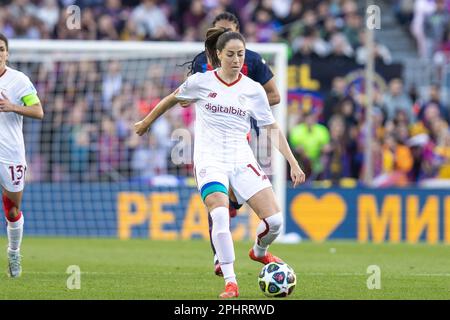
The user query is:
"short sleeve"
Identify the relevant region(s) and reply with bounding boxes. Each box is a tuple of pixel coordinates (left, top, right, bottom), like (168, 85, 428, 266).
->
(174, 73, 200, 101)
(248, 84, 275, 127)
(15, 73, 38, 102)
(251, 52, 273, 85)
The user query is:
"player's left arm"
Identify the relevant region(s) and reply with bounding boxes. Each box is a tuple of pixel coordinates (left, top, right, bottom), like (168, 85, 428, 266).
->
(251, 84, 305, 187)
(0, 92, 44, 120)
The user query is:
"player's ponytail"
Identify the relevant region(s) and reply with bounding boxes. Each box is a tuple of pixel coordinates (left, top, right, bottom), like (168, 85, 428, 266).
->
(205, 27, 245, 69)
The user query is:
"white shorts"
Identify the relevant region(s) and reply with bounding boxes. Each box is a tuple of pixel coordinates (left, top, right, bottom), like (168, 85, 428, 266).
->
(194, 160, 272, 204)
(0, 162, 27, 193)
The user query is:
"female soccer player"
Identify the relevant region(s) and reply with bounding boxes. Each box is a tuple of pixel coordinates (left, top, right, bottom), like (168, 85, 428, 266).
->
(0, 33, 44, 278)
(135, 28, 305, 298)
(182, 12, 281, 277)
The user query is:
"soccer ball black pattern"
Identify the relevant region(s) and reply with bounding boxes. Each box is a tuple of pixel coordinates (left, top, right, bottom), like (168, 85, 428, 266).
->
(257, 262, 297, 297)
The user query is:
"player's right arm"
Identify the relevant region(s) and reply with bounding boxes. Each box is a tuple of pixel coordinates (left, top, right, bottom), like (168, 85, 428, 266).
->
(135, 73, 200, 135)
(134, 90, 179, 136)
(0, 92, 43, 120)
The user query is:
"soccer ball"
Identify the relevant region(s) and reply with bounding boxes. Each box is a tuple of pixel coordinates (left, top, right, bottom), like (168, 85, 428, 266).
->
(258, 262, 296, 297)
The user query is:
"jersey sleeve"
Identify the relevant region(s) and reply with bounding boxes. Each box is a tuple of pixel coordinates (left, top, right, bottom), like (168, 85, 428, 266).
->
(249, 84, 275, 127)
(251, 52, 274, 85)
(174, 73, 200, 101)
(15, 73, 40, 106)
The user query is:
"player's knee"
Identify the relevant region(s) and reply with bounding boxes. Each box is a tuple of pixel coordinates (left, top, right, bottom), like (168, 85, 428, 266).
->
(210, 207, 230, 233)
(267, 212, 283, 233)
(205, 192, 228, 212)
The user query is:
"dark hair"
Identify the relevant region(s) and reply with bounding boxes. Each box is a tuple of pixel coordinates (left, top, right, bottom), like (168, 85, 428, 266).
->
(205, 27, 245, 68)
(0, 33, 8, 51)
(212, 12, 240, 31)
(182, 12, 241, 75)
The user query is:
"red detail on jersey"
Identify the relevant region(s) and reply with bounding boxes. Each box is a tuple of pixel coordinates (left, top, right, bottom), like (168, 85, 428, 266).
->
(246, 132, 251, 142)
(0, 68, 7, 78)
(207, 64, 214, 71)
(214, 71, 242, 87)
(208, 92, 217, 98)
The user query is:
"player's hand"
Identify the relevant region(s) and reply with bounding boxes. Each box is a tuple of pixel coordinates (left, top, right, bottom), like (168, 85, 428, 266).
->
(134, 120, 150, 136)
(290, 162, 305, 188)
(0, 92, 17, 113)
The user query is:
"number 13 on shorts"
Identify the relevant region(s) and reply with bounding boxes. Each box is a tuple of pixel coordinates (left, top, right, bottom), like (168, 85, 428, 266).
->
(230, 162, 272, 203)
(0, 163, 27, 192)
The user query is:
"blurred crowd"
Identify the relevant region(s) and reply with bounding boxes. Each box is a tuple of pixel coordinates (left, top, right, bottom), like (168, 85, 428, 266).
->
(288, 77, 450, 187)
(395, 0, 450, 64)
(3, 0, 450, 187)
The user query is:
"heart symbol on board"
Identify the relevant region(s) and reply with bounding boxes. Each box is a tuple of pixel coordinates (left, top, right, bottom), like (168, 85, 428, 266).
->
(290, 193, 347, 242)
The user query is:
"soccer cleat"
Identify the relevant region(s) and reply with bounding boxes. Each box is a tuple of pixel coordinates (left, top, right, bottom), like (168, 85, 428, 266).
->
(7, 249, 22, 278)
(214, 260, 223, 277)
(249, 248, 283, 265)
(219, 282, 239, 298)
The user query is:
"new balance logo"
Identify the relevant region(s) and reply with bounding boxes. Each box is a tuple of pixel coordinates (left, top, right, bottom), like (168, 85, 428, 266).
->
(208, 92, 217, 98)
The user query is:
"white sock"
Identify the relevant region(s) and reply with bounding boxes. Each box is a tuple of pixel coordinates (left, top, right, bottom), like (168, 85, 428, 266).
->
(221, 263, 237, 284)
(253, 212, 283, 257)
(210, 207, 236, 283)
(7, 213, 24, 252)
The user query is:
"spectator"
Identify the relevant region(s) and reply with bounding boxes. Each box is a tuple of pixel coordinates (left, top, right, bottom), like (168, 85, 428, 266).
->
(97, 14, 120, 40)
(35, 0, 60, 36)
(322, 115, 351, 183)
(182, 0, 206, 37)
(356, 30, 393, 65)
(342, 11, 362, 49)
(411, 0, 436, 59)
(383, 78, 414, 123)
(434, 130, 450, 178)
(251, 6, 280, 43)
(102, 61, 123, 109)
(322, 76, 348, 126)
(97, 116, 122, 181)
(329, 32, 354, 59)
(372, 133, 414, 187)
(418, 83, 449, 122)
(130, 0, 176, 40)
(289, 109, 330, 178)
(424, 0, 450, 59)
(291, 25, 329, 58)
(130, 133, 168, 180)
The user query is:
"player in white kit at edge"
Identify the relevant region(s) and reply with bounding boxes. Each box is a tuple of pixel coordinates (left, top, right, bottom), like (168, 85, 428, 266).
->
(135, 28, 305, 298)
(0, 33, 44, 278)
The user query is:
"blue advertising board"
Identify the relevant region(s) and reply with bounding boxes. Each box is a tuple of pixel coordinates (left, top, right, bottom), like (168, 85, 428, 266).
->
(1, 183, 449, 244)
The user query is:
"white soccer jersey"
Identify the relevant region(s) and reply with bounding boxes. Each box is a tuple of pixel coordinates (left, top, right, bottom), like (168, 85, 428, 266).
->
(0, 66, 38, 165)
(175, 69, 275, 166)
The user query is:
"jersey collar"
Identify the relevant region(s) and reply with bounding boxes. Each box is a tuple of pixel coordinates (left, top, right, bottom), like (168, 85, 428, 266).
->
(0, 67, 7, 78)
(214, 70, 242, 87)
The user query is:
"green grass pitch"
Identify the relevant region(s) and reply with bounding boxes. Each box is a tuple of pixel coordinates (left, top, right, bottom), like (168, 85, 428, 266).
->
(0, 238, 449, 300)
